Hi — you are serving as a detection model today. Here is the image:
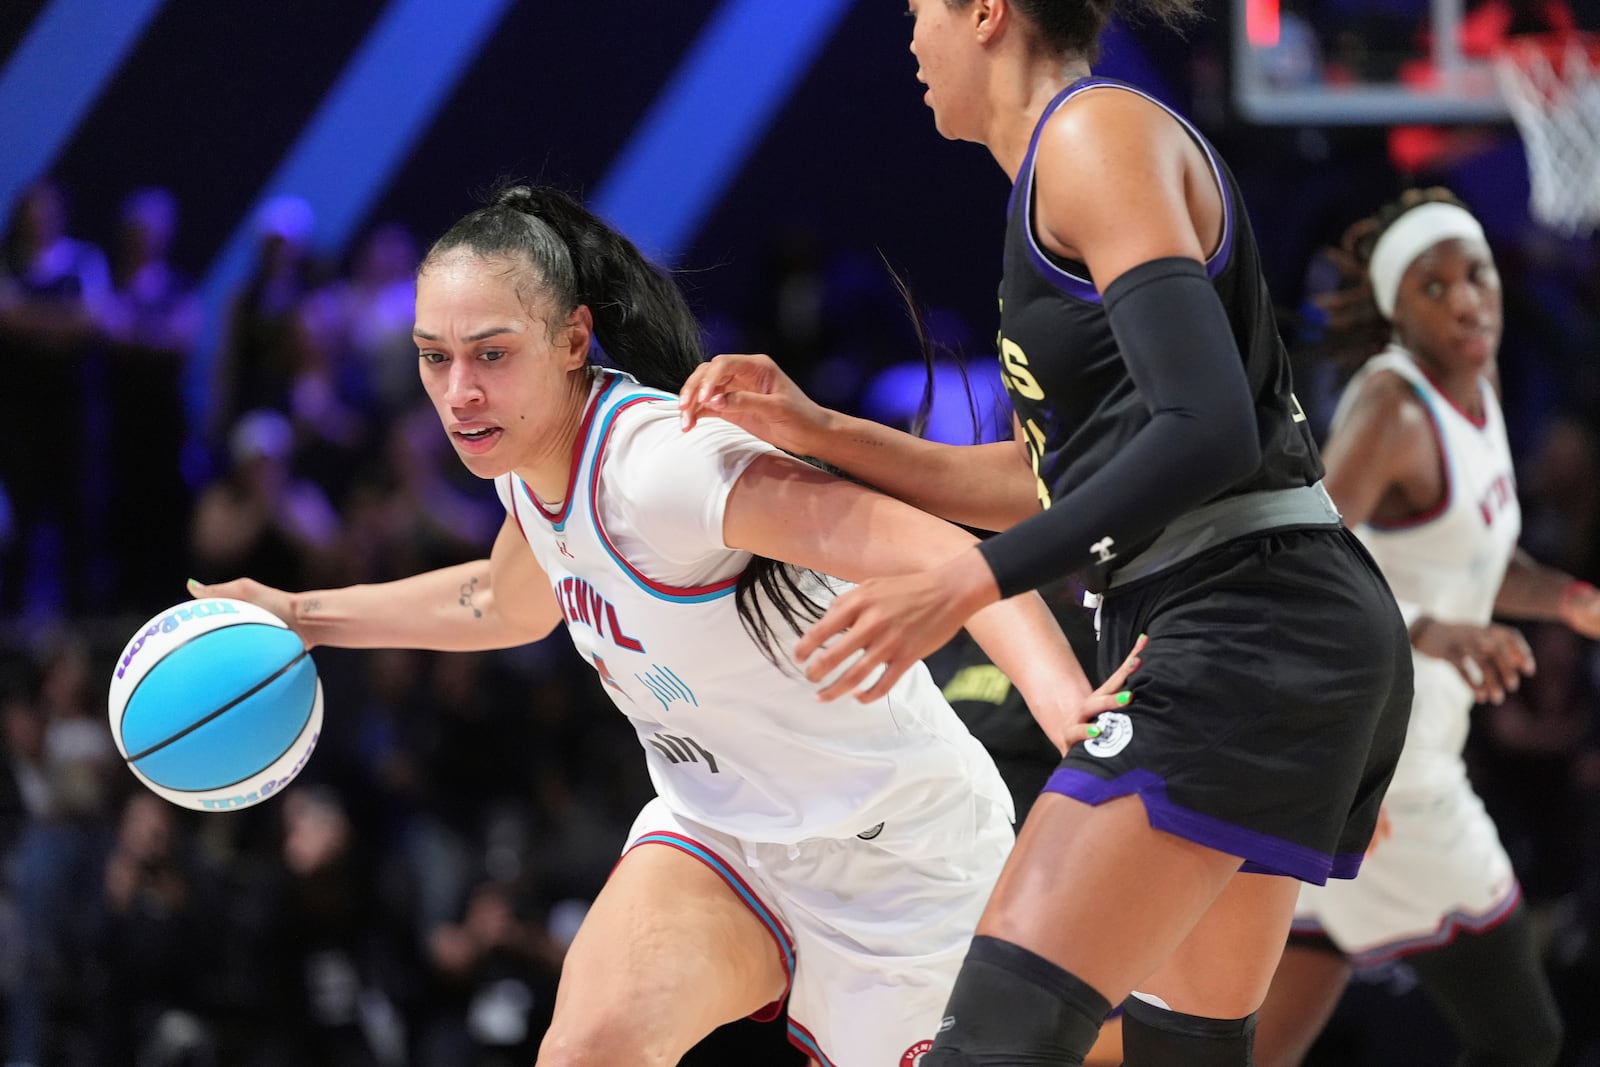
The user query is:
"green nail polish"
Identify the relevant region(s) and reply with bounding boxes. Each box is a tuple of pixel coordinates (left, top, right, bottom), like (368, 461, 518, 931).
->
(1117, 691, 1132, 706)
(1086, 724, 1102, 738)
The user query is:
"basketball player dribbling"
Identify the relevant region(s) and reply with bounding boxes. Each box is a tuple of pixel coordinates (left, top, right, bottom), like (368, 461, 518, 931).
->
(193, 183, 1142, 1067)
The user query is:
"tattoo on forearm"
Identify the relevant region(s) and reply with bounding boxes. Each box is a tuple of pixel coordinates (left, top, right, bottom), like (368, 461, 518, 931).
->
(458, 577, 483, 618)
(303, 599, 321, 614)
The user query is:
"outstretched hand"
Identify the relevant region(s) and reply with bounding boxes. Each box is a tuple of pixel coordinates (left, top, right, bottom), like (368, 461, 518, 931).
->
(797, 556, 998, 703)
(678, 353, 831, 455)
(187, 577, 310, 647)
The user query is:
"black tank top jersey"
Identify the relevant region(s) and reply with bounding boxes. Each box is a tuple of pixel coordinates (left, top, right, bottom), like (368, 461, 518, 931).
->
(998, 79, 1323, 575)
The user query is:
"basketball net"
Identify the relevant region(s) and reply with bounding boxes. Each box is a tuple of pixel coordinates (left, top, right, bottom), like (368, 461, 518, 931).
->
(1494, 32, 1600, 235)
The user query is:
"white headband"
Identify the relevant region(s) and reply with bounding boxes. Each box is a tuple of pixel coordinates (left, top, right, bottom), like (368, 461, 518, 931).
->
(1367, 201, 1487, 320)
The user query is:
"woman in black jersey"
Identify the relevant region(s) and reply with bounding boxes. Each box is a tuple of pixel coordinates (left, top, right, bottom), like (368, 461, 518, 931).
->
(680, 2, 1414, 1064)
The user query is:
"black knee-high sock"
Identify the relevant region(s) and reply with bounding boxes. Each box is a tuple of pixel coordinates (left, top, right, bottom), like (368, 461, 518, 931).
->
(924, 935, 1110, 1065)
(1121, 995, 1258, 1066)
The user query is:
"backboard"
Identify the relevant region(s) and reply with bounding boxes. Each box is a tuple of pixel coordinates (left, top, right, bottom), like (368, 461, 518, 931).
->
(1233, 0, 1509, 124)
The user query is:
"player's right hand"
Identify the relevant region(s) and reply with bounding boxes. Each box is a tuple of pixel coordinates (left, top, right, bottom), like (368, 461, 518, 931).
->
(1411, 618, 1534, 705)
(678, 352, 831, 455)
(187, 577, 310, 648)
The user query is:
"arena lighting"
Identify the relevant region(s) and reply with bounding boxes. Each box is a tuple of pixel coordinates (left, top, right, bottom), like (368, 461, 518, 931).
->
(592, 0, 856, 262)
(0, 0, 168, 224)
(187, 0, 514, 415)
(186, 0, 852, 418)
(1246, 0, 1281, 48)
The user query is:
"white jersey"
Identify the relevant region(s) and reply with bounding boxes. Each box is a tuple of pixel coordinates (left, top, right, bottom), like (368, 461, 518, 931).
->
(1297, 347, 1522, 955)
(1332, 348, 1519, 798)
(495, 371, 1010, 845)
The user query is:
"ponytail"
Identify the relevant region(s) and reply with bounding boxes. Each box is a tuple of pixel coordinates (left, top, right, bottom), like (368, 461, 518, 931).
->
(424, 182, 830, 668)
(422, 183, 703, 392)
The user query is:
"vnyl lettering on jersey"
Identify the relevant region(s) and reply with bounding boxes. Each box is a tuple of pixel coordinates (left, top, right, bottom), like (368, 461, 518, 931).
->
(494, 371, 1008, 843)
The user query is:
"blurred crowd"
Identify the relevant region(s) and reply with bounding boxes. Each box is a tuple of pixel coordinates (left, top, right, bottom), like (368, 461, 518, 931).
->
(2, 169, 1600, 1066)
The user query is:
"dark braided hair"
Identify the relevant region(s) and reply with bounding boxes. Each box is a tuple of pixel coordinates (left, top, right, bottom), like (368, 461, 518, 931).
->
(1314, 186, 1471, 372)
(421, 184, 826, 666)
(945, 0, 1203, 62)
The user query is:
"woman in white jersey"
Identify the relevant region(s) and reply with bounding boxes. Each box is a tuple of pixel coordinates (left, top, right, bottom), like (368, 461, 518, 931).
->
(1253, 189, 1600, 1066)
(192, 184, 1140, 1067)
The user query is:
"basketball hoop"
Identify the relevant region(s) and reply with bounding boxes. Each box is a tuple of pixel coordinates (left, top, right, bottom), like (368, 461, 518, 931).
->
(1494, 32, 1600, 236)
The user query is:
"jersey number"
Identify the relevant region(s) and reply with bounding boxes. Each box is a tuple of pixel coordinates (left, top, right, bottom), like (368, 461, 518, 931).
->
(999, 336, 1052, 509)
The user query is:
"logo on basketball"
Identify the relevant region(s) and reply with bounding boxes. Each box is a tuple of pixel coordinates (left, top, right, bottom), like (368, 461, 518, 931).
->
(1084, 711, 1133, 758)
(901, 1039, 934, 1065)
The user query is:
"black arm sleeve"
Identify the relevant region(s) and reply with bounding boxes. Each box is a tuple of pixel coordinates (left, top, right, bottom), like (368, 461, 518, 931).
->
(977, 257, 1263, 599)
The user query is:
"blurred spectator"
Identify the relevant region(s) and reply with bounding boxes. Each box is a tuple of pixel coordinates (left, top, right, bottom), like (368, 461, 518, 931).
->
(339, 223, 423, 432)
(86, 792, 225, 1066)
(102, 187, 203, 614)
(416, 879, 563, 1067)
(1518, 414, 1600, 582)
(338, 404, 501, 585)
(0, 180, 112, 618)
(0, 656, 48, 849)
(207, 196, 378, 505)
(1477, 623, 1594, 903)
(1, 647, 115, 1067)
(210, 195, 320, 448)
(742, 222, 829, 378)
(35, 635, 119, 823)
(245, 786, 416, 1067)
(190, 409, 343, 592)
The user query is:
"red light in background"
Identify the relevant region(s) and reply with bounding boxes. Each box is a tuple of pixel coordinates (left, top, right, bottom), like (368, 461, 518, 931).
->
(1247, 0, 1281, 47)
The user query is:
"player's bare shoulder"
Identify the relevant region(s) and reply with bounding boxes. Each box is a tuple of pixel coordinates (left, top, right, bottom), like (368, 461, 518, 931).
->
(1032, 86, 1206, 274)
(1346, 366, 1435, 450)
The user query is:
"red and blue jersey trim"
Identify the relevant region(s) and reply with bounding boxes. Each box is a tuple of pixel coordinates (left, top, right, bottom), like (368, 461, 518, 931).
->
(624, 831, 795, 1021)
(524, 373, 625, 531)
(588, 393, 743, 604)
(1290, 882, 1522, 968)
(786, 1018, 841, 1067)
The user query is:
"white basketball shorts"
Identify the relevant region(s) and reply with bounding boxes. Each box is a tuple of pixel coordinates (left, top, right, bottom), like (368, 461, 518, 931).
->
(621, 789, 1013, 1067)
(1291, 776, 1520, 966)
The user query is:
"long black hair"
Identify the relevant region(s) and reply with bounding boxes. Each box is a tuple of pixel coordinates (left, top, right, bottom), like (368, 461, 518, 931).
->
(945, 0, 1202, 62)
(421, 183, 826, 665)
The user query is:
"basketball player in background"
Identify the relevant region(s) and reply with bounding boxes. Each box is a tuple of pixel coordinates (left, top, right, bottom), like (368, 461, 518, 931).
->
(193, 182, 1142, 1067)
(1254, 190, 1599, 1066)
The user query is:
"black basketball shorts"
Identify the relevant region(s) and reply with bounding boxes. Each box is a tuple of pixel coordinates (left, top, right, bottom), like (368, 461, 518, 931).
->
(1044, 526, 1414, 884)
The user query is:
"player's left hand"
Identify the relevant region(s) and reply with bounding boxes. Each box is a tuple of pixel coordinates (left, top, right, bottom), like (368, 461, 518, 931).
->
(1048, 633, 1147, 752)
(1559, 581, 1600, 639)
(798, 556, 996, 703)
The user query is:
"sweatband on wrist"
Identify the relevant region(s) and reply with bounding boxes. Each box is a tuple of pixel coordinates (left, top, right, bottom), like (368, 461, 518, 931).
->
(1560, 580, 1595, 614)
